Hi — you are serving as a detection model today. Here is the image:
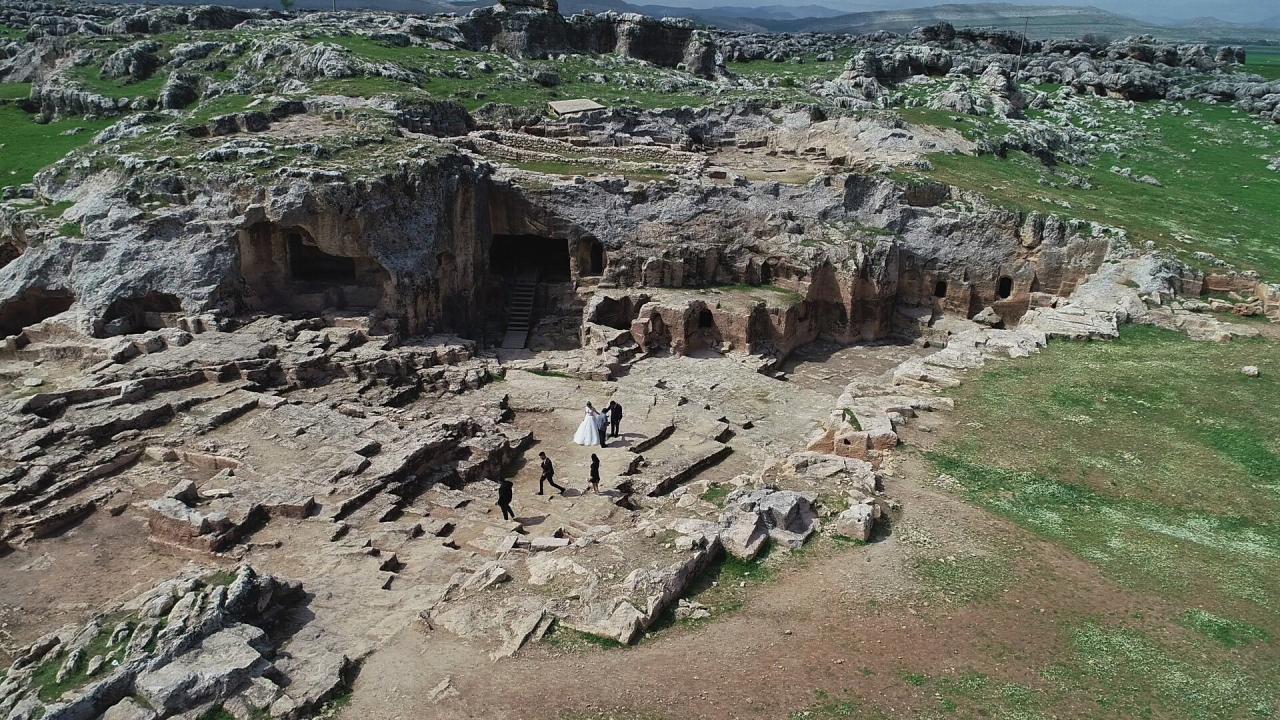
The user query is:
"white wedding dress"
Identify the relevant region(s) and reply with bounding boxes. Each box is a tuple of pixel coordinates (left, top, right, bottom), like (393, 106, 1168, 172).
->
(573, 406, 603, 446)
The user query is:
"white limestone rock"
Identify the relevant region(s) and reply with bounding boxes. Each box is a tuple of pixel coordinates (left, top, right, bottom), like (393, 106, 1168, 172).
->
(135, 623, 269, 714)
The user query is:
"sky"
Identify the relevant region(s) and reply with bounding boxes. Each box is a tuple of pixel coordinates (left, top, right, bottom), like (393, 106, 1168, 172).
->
(655, 0, 1280, 23)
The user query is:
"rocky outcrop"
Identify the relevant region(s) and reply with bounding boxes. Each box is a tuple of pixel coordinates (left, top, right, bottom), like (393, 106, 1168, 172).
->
(101, 40, 162, 82)
(158, 72, 199, 110)
(928, 62, 1026, 117)
(456, 7, 727, 78)
(0, 567, 323, 720)
(31, 81, 126, 118)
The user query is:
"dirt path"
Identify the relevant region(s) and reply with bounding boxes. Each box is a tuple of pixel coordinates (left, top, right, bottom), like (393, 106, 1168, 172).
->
(341, 449, 1164, 720)
(0, 512, 197, 664)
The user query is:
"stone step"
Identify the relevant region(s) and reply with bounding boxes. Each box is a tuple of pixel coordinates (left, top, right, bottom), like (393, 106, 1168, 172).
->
(342, 491, 402, 527)
(181, 390, 261, 434)
(500, 330, 528, 350)
(637, 441, 734, 497)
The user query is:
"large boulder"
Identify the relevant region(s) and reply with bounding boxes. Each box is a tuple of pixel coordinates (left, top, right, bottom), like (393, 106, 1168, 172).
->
(159, 72, 199, 110)
(720, 509, 768, 559)
(102, 697, 157, 720)
(833, 501, 880, 542)
(101, 40, 162, 82)
(135, 623, 270, 714)
(723, 488, 819, 550)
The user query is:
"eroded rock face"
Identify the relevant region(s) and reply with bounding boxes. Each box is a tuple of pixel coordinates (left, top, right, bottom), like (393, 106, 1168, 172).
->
(0, 567, 314, 720)
(0, 92, 1110, 353)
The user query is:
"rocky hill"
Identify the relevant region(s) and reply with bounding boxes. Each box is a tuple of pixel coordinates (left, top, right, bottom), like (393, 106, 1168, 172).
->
(0, 1, 1277, 719)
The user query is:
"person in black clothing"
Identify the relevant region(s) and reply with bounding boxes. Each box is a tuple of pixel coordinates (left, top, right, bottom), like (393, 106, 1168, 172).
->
(537, 451, 565, 495)
(588, 453, 601, 494)
(608, 400, 624, 438)
(495, 477, 515, 521)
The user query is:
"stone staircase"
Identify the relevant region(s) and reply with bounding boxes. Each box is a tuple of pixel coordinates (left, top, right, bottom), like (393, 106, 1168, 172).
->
(501, 272, 539, 349)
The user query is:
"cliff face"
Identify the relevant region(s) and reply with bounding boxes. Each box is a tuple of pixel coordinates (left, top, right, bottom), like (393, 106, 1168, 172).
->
(1, 134, 1109, 348)
(0, 148, 502, 339)
(458, 6, 724, 78)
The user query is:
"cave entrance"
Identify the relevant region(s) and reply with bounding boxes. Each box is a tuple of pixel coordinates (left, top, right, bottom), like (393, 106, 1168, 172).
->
(0, 288, 75, 338)
(99, 292, 182, 337)
(576, 238, 605, 277)
(289, 232, 356, 283)
(997, 276, 1013, 299)
(686, 305, 723, 354)
(491, 234, 570, 281)
(934, 280, 948, 298)
(238, 223, 388, 316)
(0, 242, 20, 270)
(589, 295, 648, 331)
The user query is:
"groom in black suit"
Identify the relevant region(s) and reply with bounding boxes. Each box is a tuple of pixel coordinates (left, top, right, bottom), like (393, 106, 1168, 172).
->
(607, 400, 624, 439)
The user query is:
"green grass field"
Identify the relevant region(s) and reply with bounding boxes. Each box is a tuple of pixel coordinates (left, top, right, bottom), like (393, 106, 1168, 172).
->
(901, 98, 1280, 278)
(1243, 48, 1280, 80)
(0, 82, 30, 100)
(932, 325, 1280, 605)
(0, 105, 116, 187)
(726, 50, 854, 84)
(63, 64, 168, 100)
(788, 326, 1280, 720)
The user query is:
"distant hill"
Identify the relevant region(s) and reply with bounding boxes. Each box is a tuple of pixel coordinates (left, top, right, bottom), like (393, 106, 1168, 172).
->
(103, 0, 841, 28)
(103, 0, 1280, 41)
(756, 2, 1280, 41)
(104, 0, 466, 13)
(555, 0, 846, 30)
(762, 3, 1149, 36)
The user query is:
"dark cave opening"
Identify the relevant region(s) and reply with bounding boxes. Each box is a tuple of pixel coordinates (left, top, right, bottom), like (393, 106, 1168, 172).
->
(99, 292, 183, 337)
(0, 288, 75, 338)
(239, 222, 388, 316)
(289, 232, 357, 283)
(697, 307, 715, 328)
(997, 276, 1013, 299)
(578, 238, 605, 277)
(491, 234, 570, 281)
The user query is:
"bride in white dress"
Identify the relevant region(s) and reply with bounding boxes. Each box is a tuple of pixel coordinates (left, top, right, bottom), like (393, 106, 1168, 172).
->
(573, 402, 603, 446)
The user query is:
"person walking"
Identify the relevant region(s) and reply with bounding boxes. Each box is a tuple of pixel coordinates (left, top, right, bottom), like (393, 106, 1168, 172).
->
(495, 477, 515, 521)
(587, 453, 601, 494)
(608, 400, 623, 439)
(537, 451, 565, 495)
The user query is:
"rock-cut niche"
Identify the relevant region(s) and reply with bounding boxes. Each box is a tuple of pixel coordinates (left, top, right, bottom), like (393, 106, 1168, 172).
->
(238, 222, 389, 316)
(95, 292, 182, 337)
(0, 288, 75, 338)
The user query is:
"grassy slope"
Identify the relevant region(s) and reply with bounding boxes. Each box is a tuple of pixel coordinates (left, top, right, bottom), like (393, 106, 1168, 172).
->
(796, 327, 1280, 720)
(726, 50, 853, 85)
(901, 97, 1280, 278)
(906, 325, 1280, 720)
(63, 64, 168, 100)
(316, 35, 812, 111)
(0, 83, 30, 100)
(0, 102, 116, 187)
(934, 326, 1280, 606)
